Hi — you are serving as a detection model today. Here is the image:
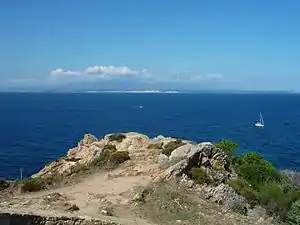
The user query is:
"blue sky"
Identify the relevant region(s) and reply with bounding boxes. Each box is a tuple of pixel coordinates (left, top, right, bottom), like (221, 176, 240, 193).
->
(1, 0, 300, 91)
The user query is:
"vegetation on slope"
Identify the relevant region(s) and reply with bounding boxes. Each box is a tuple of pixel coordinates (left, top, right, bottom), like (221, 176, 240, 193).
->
(215, 139, 300, 222)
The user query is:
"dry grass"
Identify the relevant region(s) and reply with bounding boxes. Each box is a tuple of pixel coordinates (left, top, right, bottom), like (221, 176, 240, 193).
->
(134, 180, 276, 225)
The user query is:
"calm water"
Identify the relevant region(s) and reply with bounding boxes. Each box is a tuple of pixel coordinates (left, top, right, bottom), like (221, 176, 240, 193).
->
(1, 93, 300, 179)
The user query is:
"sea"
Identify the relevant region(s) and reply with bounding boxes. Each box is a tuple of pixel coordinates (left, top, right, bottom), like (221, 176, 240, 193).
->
(1, 92, 300, 179)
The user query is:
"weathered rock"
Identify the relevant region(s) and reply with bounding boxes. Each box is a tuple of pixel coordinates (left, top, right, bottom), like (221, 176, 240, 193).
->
(79, 133, 98, 146)
(154, 159, 188, 181)
(157, 154, 169, 165)
(179, 174, 195, 188)
(169, 144, 200, 162)
(210, 151, 228, 170)
(281, 170, 300, 188)
(201, 183, 248, 212)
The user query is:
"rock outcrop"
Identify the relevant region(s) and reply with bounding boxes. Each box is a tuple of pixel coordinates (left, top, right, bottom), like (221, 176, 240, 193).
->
(155, 142, 229, 181)
(32, 132, 150, 178)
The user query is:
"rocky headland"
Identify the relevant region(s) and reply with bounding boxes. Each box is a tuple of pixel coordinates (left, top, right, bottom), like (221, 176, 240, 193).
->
(1, 132, 300, 225)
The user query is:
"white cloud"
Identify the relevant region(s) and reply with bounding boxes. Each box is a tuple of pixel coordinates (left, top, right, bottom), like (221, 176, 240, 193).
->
(50, 68, 80, 76)
(85, 66, 140, 76)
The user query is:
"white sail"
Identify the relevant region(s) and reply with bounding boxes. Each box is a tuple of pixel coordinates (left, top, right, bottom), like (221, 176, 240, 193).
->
(255, 112, 264, 127)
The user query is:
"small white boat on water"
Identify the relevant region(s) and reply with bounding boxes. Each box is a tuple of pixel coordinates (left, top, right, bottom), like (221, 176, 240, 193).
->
(255, 112, 264, 127)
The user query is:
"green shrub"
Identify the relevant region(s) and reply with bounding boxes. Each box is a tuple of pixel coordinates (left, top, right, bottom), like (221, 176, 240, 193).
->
(285, 200, 300, 225)
(257, 183, 300, 216)
(103, 144, 117, 151)
(214, 139, 238, 159)
(91, 149, 130, 168)
(108, 133, 126, 142)
(227, 179, 259, 206)
(21, 177, 45, 192)
(110, 151, 130, 164)
(162, 139, 185, 156)
(0, 180, 9, 191)
(234, 152, 281, 189)
(189, 167, 213, 185)
(148, 143, 162, 149)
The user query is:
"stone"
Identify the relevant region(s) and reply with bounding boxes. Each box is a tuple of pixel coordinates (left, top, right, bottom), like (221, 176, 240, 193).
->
(79, 133, 98, 146)
(157, 154, 169, 165)
(202, 183, 248, 212)
(169, 144, 200, 162)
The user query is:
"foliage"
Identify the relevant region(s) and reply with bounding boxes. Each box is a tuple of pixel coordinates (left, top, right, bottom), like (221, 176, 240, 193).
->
(91, 148, 130, 168)
(162, 139, 185, 156)
(214, 139, 238, 159)
(21, 177, 45, 192)
(224, 148, 300, 220)
(110, 151, 130, 164)
(189, 167, 213, 185)
(257, 182, 300, 216)
(285, 200, 300, 225)
(0, 180, 10, 191)
(108, 133, 126, 142)
(227, 179, 259, 207)
(148, 143, 162, 149)
(234, 152, 281, 189)
(103, 144, 117, 151)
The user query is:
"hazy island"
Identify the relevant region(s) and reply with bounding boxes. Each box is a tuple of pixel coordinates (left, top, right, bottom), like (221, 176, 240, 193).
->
(1, 132, 300, 225)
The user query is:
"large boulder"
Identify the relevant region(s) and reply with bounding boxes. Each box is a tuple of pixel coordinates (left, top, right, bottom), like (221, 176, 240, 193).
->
(154, 142, 230, 182)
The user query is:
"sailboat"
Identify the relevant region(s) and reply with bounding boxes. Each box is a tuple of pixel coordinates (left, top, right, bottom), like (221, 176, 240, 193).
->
(255, 112, 264, 127)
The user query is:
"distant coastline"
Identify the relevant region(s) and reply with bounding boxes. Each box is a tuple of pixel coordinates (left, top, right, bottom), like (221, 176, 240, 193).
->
(0, 89, 296, 94)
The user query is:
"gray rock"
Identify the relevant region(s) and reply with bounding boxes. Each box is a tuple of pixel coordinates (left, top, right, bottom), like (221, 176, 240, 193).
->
(281, 170, 300, 188)
(155, 159, 188, 181)
(202, 183, 248, 212)
(169, 144, 200, 162)
(198, 142, 216, 158)
(157, 154, 169, 165)
(79, 133, 98, 146)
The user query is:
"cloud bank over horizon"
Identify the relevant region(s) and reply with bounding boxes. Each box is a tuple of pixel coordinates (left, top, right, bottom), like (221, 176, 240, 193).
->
(1, 65, 224, 91)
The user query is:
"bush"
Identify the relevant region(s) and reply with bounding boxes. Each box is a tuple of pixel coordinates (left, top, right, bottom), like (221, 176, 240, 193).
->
(21, 177, 45, 192)
(227, 179, 259, 207)
(110, 151, 130, 165)
(189, 167, 213, 185)
(162, 139, 185, 156)
(103, 144, 117, 151)
(214, 139, 238, 159)
(285, 200, 300, 225)
(108, 133, 126, 142)
(91, 149, 130, 169)
(148, 143, 162, 149)
(257, 183, 300, 216)
(234, 152, 281, 189)
(0, 180, 10, 191)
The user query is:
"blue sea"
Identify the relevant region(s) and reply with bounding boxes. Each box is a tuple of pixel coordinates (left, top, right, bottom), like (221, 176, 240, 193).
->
(1, 93, 300, 179)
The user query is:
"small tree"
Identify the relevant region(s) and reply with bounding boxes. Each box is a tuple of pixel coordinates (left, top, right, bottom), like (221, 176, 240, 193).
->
(214, 139, 238, 159)
(285, 200, 300, 225)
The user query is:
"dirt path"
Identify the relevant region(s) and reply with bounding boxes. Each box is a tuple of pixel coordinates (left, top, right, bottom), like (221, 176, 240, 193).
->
(1, 157, 161, 225)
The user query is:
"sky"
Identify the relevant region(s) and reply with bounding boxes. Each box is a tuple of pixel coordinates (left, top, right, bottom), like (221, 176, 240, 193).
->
(1, 0, 300, 92)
